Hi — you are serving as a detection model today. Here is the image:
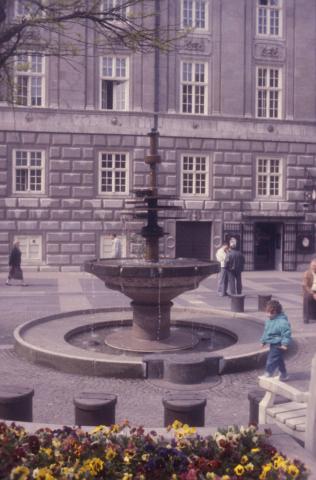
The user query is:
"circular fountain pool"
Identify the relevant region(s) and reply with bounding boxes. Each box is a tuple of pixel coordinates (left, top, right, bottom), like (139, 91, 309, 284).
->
(14, 306, 267, 379)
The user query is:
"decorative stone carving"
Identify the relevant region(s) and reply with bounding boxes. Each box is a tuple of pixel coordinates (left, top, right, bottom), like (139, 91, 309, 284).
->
(254, 42, 286, 62)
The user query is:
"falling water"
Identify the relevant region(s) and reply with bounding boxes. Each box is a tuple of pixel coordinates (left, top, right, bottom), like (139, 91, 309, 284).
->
(156, 267, 163, 341)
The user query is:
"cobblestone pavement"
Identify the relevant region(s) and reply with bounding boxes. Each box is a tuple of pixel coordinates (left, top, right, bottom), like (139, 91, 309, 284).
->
(0, 269, 315, 428)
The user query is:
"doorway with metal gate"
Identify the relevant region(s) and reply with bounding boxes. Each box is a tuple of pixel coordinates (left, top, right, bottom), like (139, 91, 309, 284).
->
(254, 222, 283, 271)
(176, 222, 212, 261)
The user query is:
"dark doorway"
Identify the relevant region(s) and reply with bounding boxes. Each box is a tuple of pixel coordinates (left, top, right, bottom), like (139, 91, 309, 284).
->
(176, 222, 211, 260)
(254, 222, 282, 270)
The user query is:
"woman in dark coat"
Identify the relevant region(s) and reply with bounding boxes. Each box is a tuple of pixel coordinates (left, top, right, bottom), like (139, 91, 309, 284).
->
(6, 241, 26, 286)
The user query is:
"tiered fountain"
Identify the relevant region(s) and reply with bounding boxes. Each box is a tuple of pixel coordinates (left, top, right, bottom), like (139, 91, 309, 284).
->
(15, 131, 266, 379)
(84, 129, 219, 353)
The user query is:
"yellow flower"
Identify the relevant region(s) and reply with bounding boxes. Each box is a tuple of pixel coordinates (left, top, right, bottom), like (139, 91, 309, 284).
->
(221, 476, 231, 480)
(121, 474, 133, 480)
(106, 447, 117, 460)
(171, 475, 178, 480)
(234, 464, 245, 476)
(251, 447, 260, 453)
(91, 425, 109, 434)
(10, 466, 30, 480)
(83, 457, 104, 475)
(142, 453, 149, 461)
(245, 462, 254, 472)
(110, 423, 122, 433)
(288, 464, 300, 477)
(172, 420, 183, 430)
(240, 455, 248, 464)
(206, 473, 216, 479)
(32, 467, 56, 480)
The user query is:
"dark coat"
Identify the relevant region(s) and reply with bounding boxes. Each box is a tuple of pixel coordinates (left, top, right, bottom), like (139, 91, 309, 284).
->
(9, 246, 22, 268)
(224, 248, 245, 273)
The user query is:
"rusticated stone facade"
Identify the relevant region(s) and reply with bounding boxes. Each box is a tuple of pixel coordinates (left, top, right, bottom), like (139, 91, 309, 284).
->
(1, 0, 316, 272)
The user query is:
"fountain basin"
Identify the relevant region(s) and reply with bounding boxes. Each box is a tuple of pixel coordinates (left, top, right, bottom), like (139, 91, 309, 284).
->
(84, 258, 219, 303)
(14, 307, 268, 379)
(84, 258, 220, 344)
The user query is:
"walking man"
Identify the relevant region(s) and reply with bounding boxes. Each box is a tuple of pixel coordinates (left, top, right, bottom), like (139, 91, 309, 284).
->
(6, 241, 27, 286)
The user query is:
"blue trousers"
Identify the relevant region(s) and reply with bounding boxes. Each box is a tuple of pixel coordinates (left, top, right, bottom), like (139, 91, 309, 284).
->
(217, 268, 228, 295)
(266, 344, 287, 376)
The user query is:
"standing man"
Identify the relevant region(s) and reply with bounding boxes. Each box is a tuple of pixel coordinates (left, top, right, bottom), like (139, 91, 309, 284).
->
(111, 234, 122, 259)
(6, 241, 26, 286)
(215, 242, 229, 296)
(224, 238, 245, 295)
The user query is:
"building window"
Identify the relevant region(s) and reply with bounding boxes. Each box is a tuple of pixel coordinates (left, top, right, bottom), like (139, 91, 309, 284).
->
(99, 152, 128, 194)
(181, 61, 207, 114)
(14, 235, 42, 264)
(256, 158, 282, 197)
(257, 0, 282, 37)
(13, 150, 45, 194)
(181, 155, 209, 195)
(100, 56, 129, 111)
(101, 0, 129, 19)
(181, 0, 208, 30)
(256, 67, 282, 119)
(15, 53, 45, 107)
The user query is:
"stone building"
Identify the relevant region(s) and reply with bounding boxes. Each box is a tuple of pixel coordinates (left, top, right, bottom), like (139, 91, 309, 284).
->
(1, 0, 316, 272)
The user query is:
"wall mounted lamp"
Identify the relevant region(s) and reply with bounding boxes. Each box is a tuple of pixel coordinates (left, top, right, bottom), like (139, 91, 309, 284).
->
(303, 168, 316, 210)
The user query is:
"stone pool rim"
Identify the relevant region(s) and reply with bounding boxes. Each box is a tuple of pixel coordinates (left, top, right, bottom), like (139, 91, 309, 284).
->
(14, 306, 269, 379)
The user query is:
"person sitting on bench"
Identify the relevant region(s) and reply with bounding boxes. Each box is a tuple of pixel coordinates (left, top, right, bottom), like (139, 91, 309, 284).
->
(303, 258, 316, 322)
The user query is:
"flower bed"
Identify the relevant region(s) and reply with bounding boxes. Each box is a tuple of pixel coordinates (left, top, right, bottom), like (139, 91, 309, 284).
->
(1, 421, 309, 479)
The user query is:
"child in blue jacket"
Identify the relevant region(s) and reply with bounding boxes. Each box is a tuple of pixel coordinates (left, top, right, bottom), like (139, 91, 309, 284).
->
(260, 299, 292, 381)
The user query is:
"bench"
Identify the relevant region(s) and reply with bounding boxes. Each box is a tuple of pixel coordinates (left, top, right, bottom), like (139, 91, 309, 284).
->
(258, 353, 316, 457)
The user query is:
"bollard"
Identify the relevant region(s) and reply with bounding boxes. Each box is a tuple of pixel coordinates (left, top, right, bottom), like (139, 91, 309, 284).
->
(164, 357, 207, 384)
(258, 295, 272, 312)
(0, 385, 34, 422)
(74, 392, 117, 426)
(230, 294, 245, 313)
(163, 393, 207, 427)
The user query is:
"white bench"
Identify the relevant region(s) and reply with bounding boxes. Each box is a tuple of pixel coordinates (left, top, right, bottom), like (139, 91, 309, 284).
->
(258, 353, 316, 457)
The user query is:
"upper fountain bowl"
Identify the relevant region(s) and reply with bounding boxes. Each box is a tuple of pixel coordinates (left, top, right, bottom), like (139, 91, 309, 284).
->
(84, 258, 220, 303)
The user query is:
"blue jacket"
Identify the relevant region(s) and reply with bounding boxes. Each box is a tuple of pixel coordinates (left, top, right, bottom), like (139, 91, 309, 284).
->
(260, 312, 292, 346)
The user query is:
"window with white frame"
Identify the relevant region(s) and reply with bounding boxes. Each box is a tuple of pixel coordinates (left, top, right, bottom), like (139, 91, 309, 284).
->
(181, 61, 207, 114)
(13, 150, 45, 194)
(100, 56, 129, 111)
(256, 66, 282, 119)
(101, 0, 129, 19)
(99, 152, 128, 194)
(181, 155, 209, 196)
(181, 0, 208, 30)
(15, 53, 45, 107)
(14, 235, 42, 264)
(256, 158, 282, 197)
(257, 0, 282, 37)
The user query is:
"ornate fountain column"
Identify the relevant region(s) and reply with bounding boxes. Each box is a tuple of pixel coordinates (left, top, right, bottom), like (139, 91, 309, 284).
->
(141, 129, 164, 263)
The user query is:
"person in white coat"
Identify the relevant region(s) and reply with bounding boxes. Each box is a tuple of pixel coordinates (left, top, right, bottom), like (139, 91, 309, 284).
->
(215, 242, 229, 296)
(111, 234, 122, 259)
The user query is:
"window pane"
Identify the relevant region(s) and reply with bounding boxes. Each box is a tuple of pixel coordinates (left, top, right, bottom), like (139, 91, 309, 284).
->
(195, 1, 205, 28)
(183, 0, 193, 27)
(102, 57, 113, 77)
(16, 76, 28, 105)
(16, 169, 28, 191)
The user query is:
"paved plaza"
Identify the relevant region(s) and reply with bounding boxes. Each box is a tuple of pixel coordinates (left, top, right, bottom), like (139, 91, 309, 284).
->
(0, 269, 315, 429)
